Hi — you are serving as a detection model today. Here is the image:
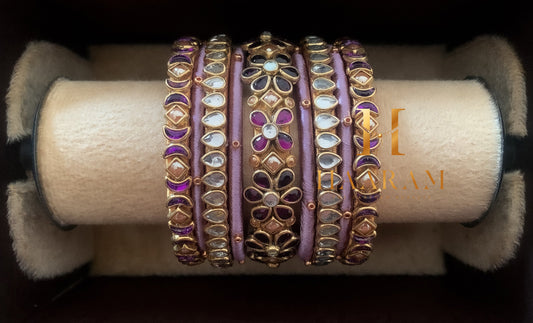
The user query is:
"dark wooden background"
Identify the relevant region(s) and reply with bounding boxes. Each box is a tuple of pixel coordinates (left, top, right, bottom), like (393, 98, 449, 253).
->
(1, 0, 532, 321)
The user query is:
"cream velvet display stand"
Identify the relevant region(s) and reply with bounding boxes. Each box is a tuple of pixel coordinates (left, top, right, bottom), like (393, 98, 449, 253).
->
(5, 36, 526, 279)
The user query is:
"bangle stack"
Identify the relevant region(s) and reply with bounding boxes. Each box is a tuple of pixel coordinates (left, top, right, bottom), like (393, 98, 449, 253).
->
(335, 39, 381, 265)
(163, 33, 381, 268)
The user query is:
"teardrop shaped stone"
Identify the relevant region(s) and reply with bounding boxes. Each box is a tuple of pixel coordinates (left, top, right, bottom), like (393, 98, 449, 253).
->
(314, 114, 339, 130)
(242, 67, 261, 78)
(277, 132, 293, 150)
(205, 224, 227, 237)
(244, 187, 263, 202)
(202, 190, 226, 206)
(245, 239, 263, 249)
(253, 171, 271, 189)
(311, 63, 333, 74)
(320, 172, 343, 189)
(250, 110, 268, 127)
(251, 55, 266, 64)
(318, 209, 342, 224)
(254, 232, 270, 244)
(313, 78, 335, 91)
(282, 188, 302, 203)
(202, 171, 226, 188)
(202, 111, 226, 128)
(318, 153, 341, 170)
(275, 54, 290, 64)
(318, 237, 338, 248)
(208, 238, 227, 249)
(275, 206, 293, 220)
(204, 62, 225, 74)
(318, 191, 342, 206)
(275, 76, 292, 92)
(315, 95, 338, 110)
(202, 93, 225, 108)
(318, 224, 340, 236)
(281, 66, 299, 78)
(310, 53, 329, 62)
(206, 51, 227, 60)
(202, 131, 226, 148)
(276, 232, 293, 245)
(276, 169, 294, 189)
(202, 152, 225, 168)
(316, 133, 340, 149)
(252, 207, 270, 221)
(252, 75, 269, 91)
(275, 108, 293, 125)
(203, 76, 226, 89)
(252, 135, 268, 152)
(204, 209, 227, 223)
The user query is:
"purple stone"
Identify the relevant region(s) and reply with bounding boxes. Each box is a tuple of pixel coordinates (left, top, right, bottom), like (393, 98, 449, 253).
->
(275, 108, 293, 125)
(164, 127, 189, 141)
(253, 171, 271, 189)
(355, 155, 381, 169)
(355, 207, 378, 218)
(166, 79, 190, 89)
(276, 232, 293, 245)
(250, 110, 268, 127)
(275, 206, 292, 220)
(355, 136, 381, 149)
(244, 187, 263, 202)
(166, 178, 191, 192)
(282, 188, 302, 203)
(254, 232, 270, 244)
(281, 66, 299, 78)
(276, 169, 293, 189)
(165, 93, 189, 106)
(168, 54, 191, 65)
(282, 239, 299, 249)
(349, 61, 372, 71)
(173, 47, 195, 54)
(353, 87, 376, 97)
(340, 39, 361, 47)
(277, 132, 293, 150)
(353, 236, 373, 244)
(177, 36, 195, 42)
(252, 75, 269, 91)
(164, 144, 189, 158)
(357, 190, 381, 204)
(252, 207, 270, 221)
(242, 67, 261, 78)
(354, 101, 379, 114)
(355, 244, 372, 252)
(251, 55, 266, 64)
(245, 239, 263, 249)
(275, 54, 290, 64)
(275, 76, 292, 92)
(252, 135, 269, 152)
(170, 225, 193, 235)
(167, 196, 192, 208)
(177, 255, 197, 262)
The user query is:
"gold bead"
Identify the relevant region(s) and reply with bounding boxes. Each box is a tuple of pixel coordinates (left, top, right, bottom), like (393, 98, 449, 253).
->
(343, 116, 353, 126)
(249, 155, 261, 167)
(234, 53, 243, 62)
(232, 140, 241, 148)
(286, 155, 296, 167)
(233, 234, 243, 242)
(194, 76, 203, 84)
(306, 201, 316, 210)
(301, 99, 311, 109)
(193, 177, 202, 186)
(343, 211, 352, 219)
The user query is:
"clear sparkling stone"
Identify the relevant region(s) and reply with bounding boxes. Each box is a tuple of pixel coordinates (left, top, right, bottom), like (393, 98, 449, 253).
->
(311, 63, 333, 74)
(206, 51, 227, 60)
(202, 111, 226, 128)
(354, 70, 372, 85)
(314, 114, 339, 130)
(203, 76, 226, 89)
(313, 78, 335, 91)
(202, 171, 226, 188)
(208, 239, 227, 249)
(263, 152, 284, 174)
(204, 62, 225, 74)
(262, 123, 278, 140)
(204, 209, 227, 223)
(263, 192, 279, 207)
(263, 59, 279, 72)
(315, 95, 338, 110)
(319, 191, 342, 206)
(320, 172, 342, 189)
(210, 250, 228, 258)
(202, 131, 226, 148)
(318, 237, 338, 248)
(266, 246, 280, 257)
(318, 209, 342, 224)
(202, 190, 226, 206)
(318, 153, 341, 170)
(318, 224, 340, 236)
(310, 53, 329, 62)
(202, 93, 225, 108)
(171, 64, 189, 77)
(202, 152, 225, 168)
(206, 224, 228, 237)
(356, 115, 378, 133)
(316, 133, 340, 149)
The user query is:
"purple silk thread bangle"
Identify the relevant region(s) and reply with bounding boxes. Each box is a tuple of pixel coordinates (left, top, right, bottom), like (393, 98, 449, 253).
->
(332, 51, 353, 254)
(294, 52, 316, 262)
(229, 47, 245, 263)
(191, 45, 206, 251)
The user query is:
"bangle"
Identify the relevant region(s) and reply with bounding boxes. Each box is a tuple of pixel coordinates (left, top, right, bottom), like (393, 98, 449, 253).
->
(335, 39, 381, 265)
(242, 32, 302, 268)
(198, 35, 233, 267)
(164, 37, 204, 265)
(302, 36, 343, 265)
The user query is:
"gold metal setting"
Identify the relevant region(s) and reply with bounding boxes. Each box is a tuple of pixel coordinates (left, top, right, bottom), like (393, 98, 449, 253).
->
(335, 39, 381, 265)
(302, 36, 342, 266)
(200, 34, 233, 267)
(242, 32, 302, 267)
(164, 37, 204, 265)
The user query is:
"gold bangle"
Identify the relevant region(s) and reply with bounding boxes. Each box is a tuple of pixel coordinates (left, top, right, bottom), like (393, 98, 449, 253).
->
(241, 32, 302, 268)
(199, 34, 233, 267)
(164, 37, 204, 265)
(335, 39, 381, 265)
(301, 36, 343, 265)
